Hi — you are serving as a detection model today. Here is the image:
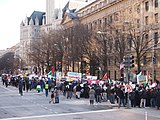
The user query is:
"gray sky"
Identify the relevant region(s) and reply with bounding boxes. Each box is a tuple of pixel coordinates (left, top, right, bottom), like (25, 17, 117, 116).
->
(0, 0, 45, 50)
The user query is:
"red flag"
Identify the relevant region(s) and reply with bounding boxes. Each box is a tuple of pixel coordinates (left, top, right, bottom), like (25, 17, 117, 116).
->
(52, 66, 54, 73)
(103, 73, 108, 80)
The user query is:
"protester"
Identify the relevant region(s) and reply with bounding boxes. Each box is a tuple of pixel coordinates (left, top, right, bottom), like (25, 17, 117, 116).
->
(89, 86, 95, 105)
(66, 83, 73, 99)
(45, 81, 49, 97)
(155, 88, 160, 110)
(95, 85, 102, 103)
(49, 91, 55, 104)
(18, 78, 23, 96)
(76, 84, 82, 99)
(36, 83, 42, 93)
(54, 86, 60, 103)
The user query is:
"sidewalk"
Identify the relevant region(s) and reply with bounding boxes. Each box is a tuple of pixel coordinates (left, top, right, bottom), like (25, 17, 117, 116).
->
(59, 94, 118, 108)
(60, 94, 160, 118)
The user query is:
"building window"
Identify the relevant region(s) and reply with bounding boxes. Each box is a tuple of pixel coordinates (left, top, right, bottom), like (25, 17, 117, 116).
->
(114, 58, 116, 65)
(108, 15, 113, 23)
(154, 32, 159, 47)
(155, 13, 158, 23)
(99, 19, 102, 24)
(108, 58, 111, 66)
(137, 19, 140, 28)
(129, 7, 132, 14)
(114, 71, 117, 80)
(145, 34, 149, 48)
(94, 21, 97, 29)
(108, 71, 110, 79)
(145, 34, 149, 40)
(90, 23, 92, 30)
(143, 56, 147, 65)
(137, 5, 140, 13)
(154, 69, 156, 80)
(104, 17, 107, 26)
(98, 20, 102, 29)
(155, 0, 158, 8)
(114, 12, 119, 21)
(145, 1, 149, 11)
(145, 16, 148, 25)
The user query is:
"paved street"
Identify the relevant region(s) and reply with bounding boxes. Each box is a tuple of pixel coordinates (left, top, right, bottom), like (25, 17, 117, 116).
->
(0, 83, 160, 120)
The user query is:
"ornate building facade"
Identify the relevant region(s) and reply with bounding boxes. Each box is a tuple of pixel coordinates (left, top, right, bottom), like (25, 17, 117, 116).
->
(61, 0, 160, 80)
(19, 0, 95, 72)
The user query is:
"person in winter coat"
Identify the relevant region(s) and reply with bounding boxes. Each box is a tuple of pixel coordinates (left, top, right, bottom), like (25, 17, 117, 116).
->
(140, 88, 147, 108)
(150, 88, 156, 107)
(54, 87, 60, 103)
(134, 86, 141, 108)
(18, 78, 23, 96)
(49, 91, 55, 104)
(36, 83, 42, 93)
(155, 88, 160, 110)
(45, 81, 49, 97)
(117, 86, 125, 108)
(129, 91, 136, 107)
(76, 84, 82, 99)
(95, 85, 102, 103)
(66, 83, 73, 99)
(89, 87, 95, 105)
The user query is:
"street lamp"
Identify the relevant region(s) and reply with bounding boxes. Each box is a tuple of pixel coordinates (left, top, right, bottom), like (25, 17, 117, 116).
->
(14, 55, 22, 70)
(97, 30, 115, 77)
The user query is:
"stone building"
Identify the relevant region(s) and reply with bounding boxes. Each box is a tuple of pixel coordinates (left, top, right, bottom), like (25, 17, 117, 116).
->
(19, 0, 94, 72)
(61, 0, 160, 80)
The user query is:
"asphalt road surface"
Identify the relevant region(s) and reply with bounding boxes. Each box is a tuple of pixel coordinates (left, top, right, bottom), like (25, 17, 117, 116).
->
(0, 83, 160, 120)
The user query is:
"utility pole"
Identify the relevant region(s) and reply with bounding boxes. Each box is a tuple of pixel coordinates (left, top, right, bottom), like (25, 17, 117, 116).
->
(152, 52, 156, 82)
(124, 53, 134, 109)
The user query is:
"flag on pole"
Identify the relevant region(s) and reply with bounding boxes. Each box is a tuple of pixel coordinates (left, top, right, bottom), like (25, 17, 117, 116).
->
(52, 66, 54, 73)
(103, 73, 108, 80)
(146, 71, 149, 83)
(137, 71, 142, 84)
(120, 63, 124, 70)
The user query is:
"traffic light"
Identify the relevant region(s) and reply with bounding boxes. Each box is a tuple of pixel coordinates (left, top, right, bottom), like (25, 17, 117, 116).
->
(152, 55, 156, 64)
(129, 55, 134, 68)
(123, 54, 134, 69)
(123, 56, 129, 69)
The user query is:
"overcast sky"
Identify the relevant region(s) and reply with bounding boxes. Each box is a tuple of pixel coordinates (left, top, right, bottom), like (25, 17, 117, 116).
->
(0, 0, 45, 50)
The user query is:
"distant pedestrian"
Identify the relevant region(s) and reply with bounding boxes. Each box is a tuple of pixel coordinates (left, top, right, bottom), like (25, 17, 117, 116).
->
(95, 85, 102, 103)
(140, 88, 147, 108)
(89, 87, 95, 105)
(25, 78, 30, 92)
(76, 84, 82, 99)
(155, 88, 160, 110)
(49, 91, 55, 104)
(66, 83, 73, 99)
(18, 78, 23, 96)
(45, 81, 49, 97)
(36, 83, 42, 93)
(117, 86, 125, 108)
(54, 86, 60, 103)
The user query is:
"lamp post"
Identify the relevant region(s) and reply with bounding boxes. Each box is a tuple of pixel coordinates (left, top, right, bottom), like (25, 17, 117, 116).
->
(14, 55, 22, 70)
(152, 50, 155, 82)
(97, 30, 115, 77)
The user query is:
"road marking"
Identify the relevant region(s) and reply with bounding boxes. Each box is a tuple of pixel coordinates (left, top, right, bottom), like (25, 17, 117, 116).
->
(0, 91, 44, 97)
(0, 109, 118, 120)
(0, 85, 14, 92)
(0, 103, 50, 109)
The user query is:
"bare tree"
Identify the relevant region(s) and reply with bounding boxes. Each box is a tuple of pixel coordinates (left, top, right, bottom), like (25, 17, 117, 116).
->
(127, 24, 160, 73)
(0, 52, 15, 74)
(64, 24, 93, 73)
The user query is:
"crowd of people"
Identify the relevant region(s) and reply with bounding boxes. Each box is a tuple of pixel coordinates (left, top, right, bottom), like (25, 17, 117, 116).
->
(1, 73, 160, 110)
